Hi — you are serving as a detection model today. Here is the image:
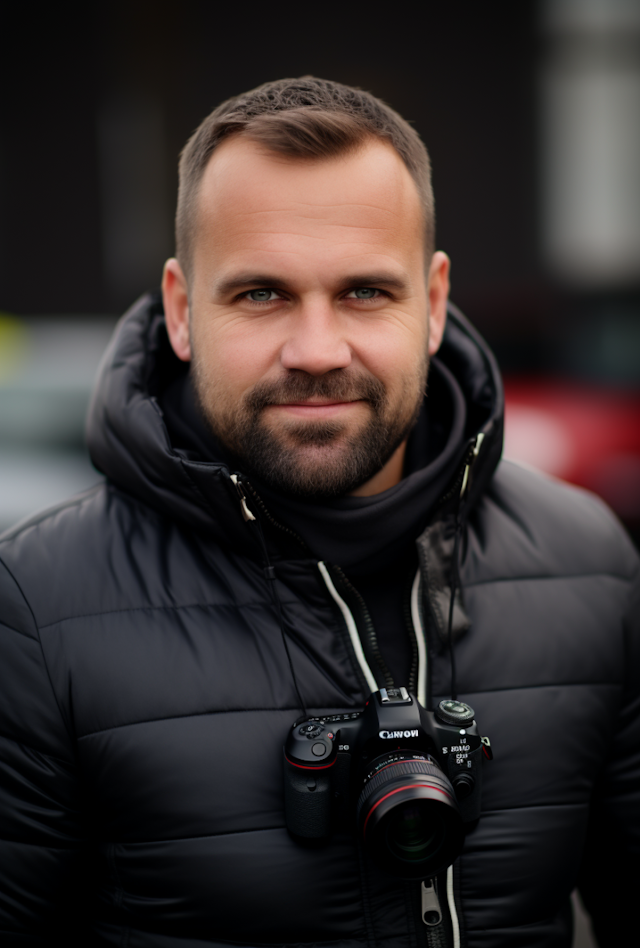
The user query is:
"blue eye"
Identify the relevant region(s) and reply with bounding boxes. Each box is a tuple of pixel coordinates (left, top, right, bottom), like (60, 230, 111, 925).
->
(351, 288, 378, 299)
(248, 289, 277, 302)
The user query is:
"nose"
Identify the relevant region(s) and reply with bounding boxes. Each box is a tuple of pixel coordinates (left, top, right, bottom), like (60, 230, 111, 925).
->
(279, 300, 353, 376)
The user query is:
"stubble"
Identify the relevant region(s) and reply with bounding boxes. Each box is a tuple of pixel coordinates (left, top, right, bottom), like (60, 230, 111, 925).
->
(191, 358, 428, 499)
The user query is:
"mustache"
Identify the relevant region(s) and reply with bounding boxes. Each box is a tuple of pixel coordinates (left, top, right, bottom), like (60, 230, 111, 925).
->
(245, 370, 386, 413)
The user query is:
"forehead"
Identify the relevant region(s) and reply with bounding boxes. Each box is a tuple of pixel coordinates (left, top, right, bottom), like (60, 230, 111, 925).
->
(192, 136, 425, 276)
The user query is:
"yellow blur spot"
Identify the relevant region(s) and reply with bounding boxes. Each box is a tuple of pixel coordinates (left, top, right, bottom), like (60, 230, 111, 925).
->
(0, 313, 29, 381)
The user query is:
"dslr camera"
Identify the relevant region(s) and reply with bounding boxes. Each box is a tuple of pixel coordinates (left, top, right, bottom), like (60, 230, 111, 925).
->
(283, 687, 491, 879)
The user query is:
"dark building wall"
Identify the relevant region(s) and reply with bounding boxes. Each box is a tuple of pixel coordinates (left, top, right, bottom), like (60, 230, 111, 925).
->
(1, 4, 540, 327)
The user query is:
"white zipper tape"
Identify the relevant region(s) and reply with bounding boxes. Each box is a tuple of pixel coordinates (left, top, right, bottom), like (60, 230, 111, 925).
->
(447, 865, 461, 948)
(317, 561, 378, 694)
(410, 569, 427, 707)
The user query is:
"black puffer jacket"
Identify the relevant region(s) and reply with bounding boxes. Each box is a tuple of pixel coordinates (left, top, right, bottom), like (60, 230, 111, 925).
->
(1, 295, 638, 947)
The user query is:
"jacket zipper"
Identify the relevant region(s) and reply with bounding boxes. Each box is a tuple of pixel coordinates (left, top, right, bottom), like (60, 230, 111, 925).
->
(422, 877, 442, 926)
(317, 562, 378, 694)
(317, 563, 461, 948)
(411, 569, 458, 948)
(421, 877, 447, 947)
(229, 470, 472, 947)
(403, 570, 420, 696)
(324, 563, 394, 691)
(242, 477, 309, 551)
(229, 474, 256, 522)
(419, 869, 460, 948)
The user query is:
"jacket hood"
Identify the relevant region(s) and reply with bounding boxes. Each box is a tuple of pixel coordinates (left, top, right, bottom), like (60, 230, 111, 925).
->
(86, 293, 504, 555)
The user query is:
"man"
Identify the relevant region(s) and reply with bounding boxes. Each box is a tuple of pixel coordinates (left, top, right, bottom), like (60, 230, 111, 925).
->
(0, 77, 638, 948)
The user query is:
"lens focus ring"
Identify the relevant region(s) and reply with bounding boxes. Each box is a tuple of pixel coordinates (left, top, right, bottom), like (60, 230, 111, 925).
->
(357, 758, 449, 817)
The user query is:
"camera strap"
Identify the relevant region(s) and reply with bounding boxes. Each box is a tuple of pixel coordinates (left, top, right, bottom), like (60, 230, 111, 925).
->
(230, 473, 307, 717)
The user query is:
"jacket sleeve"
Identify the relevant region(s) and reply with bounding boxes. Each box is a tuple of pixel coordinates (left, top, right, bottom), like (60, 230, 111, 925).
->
(0, 556, 89, 946)
(577, 548, 640, 947)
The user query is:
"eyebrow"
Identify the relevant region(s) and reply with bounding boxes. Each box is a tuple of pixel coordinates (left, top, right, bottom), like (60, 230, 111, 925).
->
(213, 272, 410, 297)
(214, 275, 286, 297)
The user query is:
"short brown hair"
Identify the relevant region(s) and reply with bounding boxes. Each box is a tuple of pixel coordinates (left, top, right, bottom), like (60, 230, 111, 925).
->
(176, 77, 435, 283)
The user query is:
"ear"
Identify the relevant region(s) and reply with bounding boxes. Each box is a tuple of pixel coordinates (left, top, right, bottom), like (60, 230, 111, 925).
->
(162, 258, 191, 361)
(426, 251, 450, 356)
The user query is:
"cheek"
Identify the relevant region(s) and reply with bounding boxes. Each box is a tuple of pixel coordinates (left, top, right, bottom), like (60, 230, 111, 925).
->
(356, 321, 429, 389)
(194, 317, 282, 398)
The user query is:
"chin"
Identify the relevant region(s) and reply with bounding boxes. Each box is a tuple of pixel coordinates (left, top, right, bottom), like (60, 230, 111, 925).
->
(249, 442, 384, 500)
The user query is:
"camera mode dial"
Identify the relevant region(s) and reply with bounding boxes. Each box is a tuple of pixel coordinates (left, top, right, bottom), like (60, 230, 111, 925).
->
(299, 724, 323, 739)
(436, 700, 475, 727)
(285, 719, 336, 766)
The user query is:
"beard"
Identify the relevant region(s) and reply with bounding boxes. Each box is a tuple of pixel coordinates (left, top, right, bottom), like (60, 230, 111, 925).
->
(191, 358, 428, 499)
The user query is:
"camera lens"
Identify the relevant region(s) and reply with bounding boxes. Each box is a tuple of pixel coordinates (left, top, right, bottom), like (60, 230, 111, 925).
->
(386, 803, 445, 863)
(356, 754, 464, 879)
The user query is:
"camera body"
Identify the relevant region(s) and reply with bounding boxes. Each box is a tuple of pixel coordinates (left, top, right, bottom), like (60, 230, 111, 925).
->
(284, 688, 488, 878)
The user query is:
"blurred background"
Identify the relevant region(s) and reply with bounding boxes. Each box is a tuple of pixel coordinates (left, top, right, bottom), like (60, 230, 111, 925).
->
(1, 0, 639, 548)
(1, 1, 638, 942)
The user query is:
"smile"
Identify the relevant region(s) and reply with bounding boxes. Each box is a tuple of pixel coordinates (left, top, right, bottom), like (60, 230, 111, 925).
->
(266, 400, 365, 419)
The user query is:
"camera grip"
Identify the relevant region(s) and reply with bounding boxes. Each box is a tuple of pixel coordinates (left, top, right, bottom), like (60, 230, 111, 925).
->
(283, 751, 332, 838)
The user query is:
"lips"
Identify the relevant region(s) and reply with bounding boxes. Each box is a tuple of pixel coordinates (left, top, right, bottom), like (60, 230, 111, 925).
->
(266, 399, 364, 418)
(281, 400, 357, 407)
(247, 373, 386, 414)
(276, 398, 360, 408)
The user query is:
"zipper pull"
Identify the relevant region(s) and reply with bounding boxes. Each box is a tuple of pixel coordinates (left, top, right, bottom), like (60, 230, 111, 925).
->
(229, 474, 256, 522)
(421, 878, 442, 926)
(460, 431, 485, 498)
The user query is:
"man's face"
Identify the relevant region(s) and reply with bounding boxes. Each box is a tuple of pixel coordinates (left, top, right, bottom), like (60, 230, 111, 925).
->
(164, 136, 449, 498)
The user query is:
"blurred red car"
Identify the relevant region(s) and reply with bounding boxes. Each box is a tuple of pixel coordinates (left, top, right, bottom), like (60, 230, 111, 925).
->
(503, 378, 640, 535)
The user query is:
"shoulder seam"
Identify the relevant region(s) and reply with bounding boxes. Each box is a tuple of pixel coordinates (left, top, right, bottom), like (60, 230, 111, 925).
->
(0, 556, 75, 745)
(0, 617, 36, 641)
(0, 729, 72, 764)
(0, 837, 78, 851)
(461, 681, 619, 695)
(0, 557, 39, 639)
(38, 599, 282, 630)
(464, 571, 633, 588)
(77, 704, 303, 739)
(0, 482, 104, 541)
